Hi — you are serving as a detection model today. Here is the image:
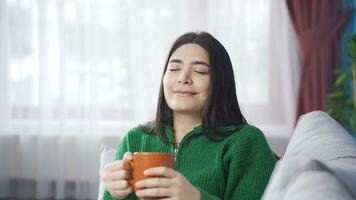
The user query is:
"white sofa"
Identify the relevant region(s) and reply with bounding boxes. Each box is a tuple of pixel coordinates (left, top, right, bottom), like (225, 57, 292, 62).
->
(262, 111, 356, 199)
(99, 111, 356, 200)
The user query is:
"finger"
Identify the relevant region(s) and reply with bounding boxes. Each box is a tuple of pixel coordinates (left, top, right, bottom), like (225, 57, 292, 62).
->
(123, 152, 133, 160)
(144, 167, 177, 178)
(140, 198, 168, 200)
(111, 186, 134, 198)
(135, 187, 172, 198)
(135, 178, 172, 189)
(104, 152, 133, 171)
(103, 170, 130, 181)
(104, 160, 125, 171)
(105, 180, 131, 190)
(123, 152, 133, 170)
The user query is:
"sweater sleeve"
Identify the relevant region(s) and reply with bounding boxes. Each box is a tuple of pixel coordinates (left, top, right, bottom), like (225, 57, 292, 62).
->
(102, 132, 137, 200)
(223, 127, 276, 200)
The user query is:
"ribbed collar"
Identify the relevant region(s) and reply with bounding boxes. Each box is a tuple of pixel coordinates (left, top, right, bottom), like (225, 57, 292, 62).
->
(162, 123, 239, 143)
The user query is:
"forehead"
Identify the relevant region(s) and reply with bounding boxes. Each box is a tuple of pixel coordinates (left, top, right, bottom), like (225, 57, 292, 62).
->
(170, 43, 209, 62)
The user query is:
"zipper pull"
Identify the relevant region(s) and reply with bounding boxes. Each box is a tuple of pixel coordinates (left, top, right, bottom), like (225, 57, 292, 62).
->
(174, 146, 178, 161)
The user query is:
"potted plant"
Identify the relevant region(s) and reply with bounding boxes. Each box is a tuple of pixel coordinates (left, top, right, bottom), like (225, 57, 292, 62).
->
(326, 34, 356, 135)
(349, 34, 356, 109)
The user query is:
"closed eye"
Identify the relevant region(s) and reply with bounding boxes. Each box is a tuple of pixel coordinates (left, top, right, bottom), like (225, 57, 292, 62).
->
(195, 71, 208, 74)
(193, 65, 209, 75)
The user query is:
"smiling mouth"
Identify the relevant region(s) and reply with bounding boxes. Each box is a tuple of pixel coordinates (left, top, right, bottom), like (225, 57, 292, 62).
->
(175, 92, 197, 97)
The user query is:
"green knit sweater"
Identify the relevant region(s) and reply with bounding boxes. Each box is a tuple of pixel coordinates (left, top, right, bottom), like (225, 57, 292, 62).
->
(102, 124, 276, 200)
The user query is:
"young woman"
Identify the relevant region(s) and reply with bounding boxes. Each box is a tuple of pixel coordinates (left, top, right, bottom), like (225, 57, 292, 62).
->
(102, 32, 276, 200)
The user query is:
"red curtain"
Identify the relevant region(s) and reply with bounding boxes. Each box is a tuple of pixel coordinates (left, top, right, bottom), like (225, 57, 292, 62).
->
(286, 0, 352, 120)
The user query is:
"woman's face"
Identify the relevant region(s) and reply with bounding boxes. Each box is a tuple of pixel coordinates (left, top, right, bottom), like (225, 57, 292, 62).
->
(163, 43, 210, 116)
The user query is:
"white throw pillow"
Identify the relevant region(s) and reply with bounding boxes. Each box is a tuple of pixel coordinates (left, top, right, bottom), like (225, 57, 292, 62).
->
(283, 111, 356, 197)
(97, 145, 116, 200)
(262, 157, 354, 200)
(285, 111, 356, 161)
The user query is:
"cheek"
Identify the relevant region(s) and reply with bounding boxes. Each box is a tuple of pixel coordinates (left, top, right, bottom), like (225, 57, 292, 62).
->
(201, 79, 210, 96)
(162, 74, 173, 95)
(195, 79, 210, 104)
(162, 75, 167, 90)
(164, 73, 177, 87)
(202, 82, 211, 103)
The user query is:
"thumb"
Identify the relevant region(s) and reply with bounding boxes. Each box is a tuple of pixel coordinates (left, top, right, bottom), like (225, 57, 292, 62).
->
(123, 151, 133, 161)
(123, 152, 133, 171)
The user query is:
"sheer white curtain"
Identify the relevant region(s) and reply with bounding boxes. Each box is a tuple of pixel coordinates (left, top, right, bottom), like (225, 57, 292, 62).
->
(206, 0, 299, 130)
(0, 0, 298, 199)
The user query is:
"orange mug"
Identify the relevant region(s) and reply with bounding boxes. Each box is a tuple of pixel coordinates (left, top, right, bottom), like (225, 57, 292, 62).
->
(127, 152, 175, 191)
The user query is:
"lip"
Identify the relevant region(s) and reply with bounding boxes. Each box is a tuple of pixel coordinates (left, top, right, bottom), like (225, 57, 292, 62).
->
(174, 90, 197, 96)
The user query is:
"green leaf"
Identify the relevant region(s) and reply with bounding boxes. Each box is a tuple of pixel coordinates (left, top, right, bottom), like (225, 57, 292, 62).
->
(349, 35, 356, 63)
(335, 73, 348, 86)
(326, 108, 334, 115)
(326, 33, 356, 136)
(351, 112, 356, 130)
(328, 91, 343, 98)
(346, 99, 354, 104)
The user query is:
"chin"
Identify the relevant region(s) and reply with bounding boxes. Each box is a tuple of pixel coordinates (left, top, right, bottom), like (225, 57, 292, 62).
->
(169, 105, 202, 114)
(167, 100, 204, 113)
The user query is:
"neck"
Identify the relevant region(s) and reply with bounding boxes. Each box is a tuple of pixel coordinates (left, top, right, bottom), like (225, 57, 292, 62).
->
(173, 112, 202, 143)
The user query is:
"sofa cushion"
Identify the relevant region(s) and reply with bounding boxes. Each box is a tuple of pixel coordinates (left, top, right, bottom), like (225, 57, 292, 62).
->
(262, 157, 354, 200)
(284, 111, 356, 161)
(283, 111, 356, 197)
(98, 145, 116, 200)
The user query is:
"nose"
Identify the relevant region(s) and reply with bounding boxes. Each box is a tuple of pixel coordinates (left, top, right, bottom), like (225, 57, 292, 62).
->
(177, 70, 192, 85)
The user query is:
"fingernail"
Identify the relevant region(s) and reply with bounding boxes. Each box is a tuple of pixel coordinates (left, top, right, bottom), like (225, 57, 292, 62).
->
(135, 191, 142, 196)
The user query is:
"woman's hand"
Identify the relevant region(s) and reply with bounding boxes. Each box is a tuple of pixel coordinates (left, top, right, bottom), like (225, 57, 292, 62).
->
(135, 167, 201, 200)
(102, 152, 134, 199)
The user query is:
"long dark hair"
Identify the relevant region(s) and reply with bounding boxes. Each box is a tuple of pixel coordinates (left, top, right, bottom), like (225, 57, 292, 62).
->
(140, 32, 247, 143)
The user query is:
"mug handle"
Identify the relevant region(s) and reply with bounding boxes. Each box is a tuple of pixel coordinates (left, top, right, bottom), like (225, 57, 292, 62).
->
(127, 159, 135, 186)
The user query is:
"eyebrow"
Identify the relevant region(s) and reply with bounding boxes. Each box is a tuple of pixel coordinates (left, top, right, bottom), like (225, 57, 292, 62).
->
(168, 59, 209, 67)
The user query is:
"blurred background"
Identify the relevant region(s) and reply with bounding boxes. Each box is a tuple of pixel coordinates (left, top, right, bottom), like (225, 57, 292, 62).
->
(0, 0, 355, 199)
